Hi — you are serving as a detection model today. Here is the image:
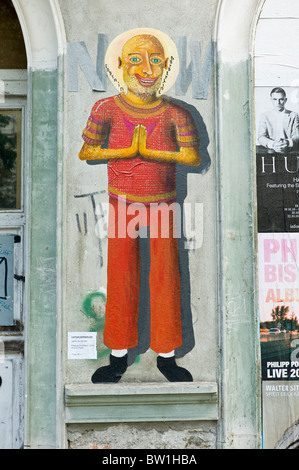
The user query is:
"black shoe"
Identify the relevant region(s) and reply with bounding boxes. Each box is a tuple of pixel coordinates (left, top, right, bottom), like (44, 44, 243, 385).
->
(157, 355, 193, 382)
(91, 354, 128, 383)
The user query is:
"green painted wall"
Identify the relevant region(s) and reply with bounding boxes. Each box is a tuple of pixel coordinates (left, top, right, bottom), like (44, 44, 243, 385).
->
(216, 58, 261, 448)
(26, 69, 58, 448)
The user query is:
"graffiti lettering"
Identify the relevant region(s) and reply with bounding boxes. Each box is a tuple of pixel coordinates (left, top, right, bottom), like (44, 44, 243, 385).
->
(175, 36, 214, 99)
(67, 34, 108, 92)
(158, 55, 175, 94)
(74, 190, 107, 266)
(67, 34, 213, 99)
(0, 257, 8, 300)
(104, 64, 124, 92)
(0, 340, 4, 363)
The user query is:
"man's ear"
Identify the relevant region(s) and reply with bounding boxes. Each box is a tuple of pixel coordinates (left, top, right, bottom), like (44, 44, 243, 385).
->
(118, 57, 122, 69)
(164, 57, 169, 70)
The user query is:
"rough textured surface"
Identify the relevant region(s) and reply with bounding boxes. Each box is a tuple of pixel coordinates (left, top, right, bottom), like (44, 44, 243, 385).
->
(58, 0, 219, 448)
(4, 0, 266, 450)
(67, 422, 217, 449)
(60, 0, 218, 387)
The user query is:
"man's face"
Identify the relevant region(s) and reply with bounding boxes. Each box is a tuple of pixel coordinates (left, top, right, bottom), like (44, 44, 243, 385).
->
(119, 34, 168, 98)
(271, 92, 287, 112)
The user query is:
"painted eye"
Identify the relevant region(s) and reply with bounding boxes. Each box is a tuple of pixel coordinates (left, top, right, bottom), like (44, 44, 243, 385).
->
(150, 57, 162, 64)
(130, 57, 141, 63)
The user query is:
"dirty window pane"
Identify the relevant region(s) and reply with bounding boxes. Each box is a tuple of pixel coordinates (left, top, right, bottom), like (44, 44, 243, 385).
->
(0, 110, 21, 210)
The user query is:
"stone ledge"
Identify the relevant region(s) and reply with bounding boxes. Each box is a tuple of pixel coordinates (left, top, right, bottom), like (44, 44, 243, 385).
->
(65, 382, 218, 424)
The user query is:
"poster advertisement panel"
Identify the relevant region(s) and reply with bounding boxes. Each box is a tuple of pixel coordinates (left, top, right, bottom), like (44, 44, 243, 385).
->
(256, 86, 299, 448)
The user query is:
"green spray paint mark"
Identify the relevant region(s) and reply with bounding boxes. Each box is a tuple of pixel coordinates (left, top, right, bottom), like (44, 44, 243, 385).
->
(82, 291, 106, 327)
(81, 291, 110, 360)
(81, 291, 140, 364)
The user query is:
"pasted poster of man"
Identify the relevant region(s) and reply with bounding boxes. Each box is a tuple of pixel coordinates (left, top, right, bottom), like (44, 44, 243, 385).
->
(78, 28, 204, 383)
(258, 233, 299, 381)
(255, 87, 299, 233)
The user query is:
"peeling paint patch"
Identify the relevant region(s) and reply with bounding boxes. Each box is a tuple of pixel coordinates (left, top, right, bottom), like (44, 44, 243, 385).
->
(67, 422, 217, 449)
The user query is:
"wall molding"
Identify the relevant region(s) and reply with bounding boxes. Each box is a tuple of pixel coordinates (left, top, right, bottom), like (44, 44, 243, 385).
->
(65, 382, 218, 424)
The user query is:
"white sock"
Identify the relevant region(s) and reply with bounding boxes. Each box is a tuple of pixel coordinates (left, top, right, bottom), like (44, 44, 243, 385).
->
(158, 350, 175, 358)
(111, 349, 128, 358)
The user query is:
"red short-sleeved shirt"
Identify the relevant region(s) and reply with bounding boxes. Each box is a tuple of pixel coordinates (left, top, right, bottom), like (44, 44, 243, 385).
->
(82, 94, 199, 204)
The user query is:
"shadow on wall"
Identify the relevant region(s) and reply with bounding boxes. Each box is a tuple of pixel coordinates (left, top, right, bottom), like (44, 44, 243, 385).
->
(85, 99, 211, 365)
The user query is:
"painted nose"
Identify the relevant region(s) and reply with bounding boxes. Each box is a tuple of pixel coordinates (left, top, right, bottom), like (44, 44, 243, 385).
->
(142, 53, 153, 75)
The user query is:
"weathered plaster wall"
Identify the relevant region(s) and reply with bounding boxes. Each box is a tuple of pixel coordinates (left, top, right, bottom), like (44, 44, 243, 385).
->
(60, 0, 218, 383)
(11, 0, 62, 449)
(67, 421, 217, 449)
(59, 0, 218, 449)
(7, 0, 263, 450)
(27, 69, 58, 447)
(8, 0, 263, 450)
(215, 0, 262, 449)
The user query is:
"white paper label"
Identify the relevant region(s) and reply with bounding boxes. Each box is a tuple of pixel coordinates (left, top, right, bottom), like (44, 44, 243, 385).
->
(68, 332, 97, 359)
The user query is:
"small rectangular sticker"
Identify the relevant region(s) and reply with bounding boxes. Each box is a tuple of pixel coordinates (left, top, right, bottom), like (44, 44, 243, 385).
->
(68, 332, 97, 359)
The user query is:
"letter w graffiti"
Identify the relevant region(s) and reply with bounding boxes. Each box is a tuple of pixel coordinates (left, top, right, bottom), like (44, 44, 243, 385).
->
(67, 34, 213, 99)
(175, 36, 214, 100)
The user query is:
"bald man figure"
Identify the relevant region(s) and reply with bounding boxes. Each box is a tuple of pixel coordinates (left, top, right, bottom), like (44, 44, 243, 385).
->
(79, 32, 201, 383)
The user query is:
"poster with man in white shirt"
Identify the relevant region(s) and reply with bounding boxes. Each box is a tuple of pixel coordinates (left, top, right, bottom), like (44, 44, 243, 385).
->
(258, 87, 299, 152)
(256, 86, 299, 233)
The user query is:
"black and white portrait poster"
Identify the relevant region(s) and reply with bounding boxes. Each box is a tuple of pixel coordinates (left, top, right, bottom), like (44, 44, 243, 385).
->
(256, 85, 299, 449)
(256, 86, 299, 233)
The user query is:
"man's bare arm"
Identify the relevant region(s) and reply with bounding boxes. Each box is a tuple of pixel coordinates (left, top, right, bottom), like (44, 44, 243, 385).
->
(138, 125, 201, 166)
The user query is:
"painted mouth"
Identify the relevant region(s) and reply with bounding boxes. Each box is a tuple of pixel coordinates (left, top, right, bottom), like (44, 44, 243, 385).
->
(135, 74, 158, 87)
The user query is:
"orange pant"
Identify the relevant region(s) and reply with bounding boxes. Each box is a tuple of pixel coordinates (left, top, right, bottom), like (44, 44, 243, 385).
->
(103, 197, 182, 353)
